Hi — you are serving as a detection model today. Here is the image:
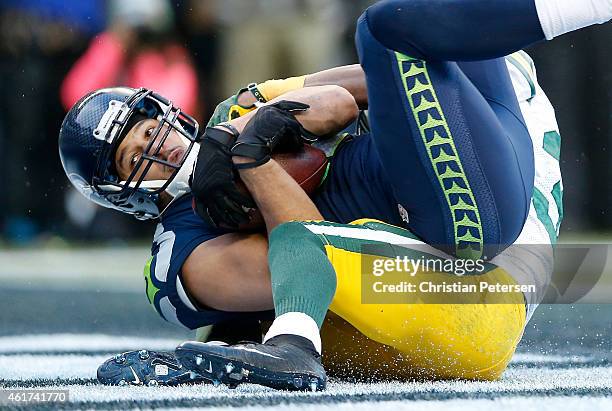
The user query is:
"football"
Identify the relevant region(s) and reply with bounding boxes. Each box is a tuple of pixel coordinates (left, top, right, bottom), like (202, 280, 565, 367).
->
(237, 144, 328, 230)
(270, 144, 329, 194)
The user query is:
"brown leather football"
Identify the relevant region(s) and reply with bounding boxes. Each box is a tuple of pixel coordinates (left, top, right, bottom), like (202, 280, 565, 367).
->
(237, 144, 328, 230)
(271, 145, 328, 194)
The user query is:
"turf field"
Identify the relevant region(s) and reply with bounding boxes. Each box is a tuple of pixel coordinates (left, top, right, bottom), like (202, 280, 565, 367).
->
(1, 247, 611, 410)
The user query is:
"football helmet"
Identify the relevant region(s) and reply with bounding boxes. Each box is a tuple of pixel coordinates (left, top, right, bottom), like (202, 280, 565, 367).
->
(58, 87, 199, 220)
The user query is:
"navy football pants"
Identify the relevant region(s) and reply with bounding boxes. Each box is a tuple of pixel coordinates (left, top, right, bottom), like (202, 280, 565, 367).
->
(356, 0, 545, 259)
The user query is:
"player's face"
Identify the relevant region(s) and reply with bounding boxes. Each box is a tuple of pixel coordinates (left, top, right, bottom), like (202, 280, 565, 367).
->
(114, 118, 188, 182)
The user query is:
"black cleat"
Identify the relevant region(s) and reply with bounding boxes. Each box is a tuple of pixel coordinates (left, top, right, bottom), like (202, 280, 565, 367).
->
(175, 335, 327, 391)
(97, 349, 212, 386)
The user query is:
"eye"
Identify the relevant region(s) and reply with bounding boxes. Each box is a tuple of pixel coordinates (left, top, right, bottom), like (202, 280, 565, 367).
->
(145, 127, 154, 138)
(130, 153, 140, 167)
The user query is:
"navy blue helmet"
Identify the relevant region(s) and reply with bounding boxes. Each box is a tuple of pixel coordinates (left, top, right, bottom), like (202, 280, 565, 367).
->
(59, 87, 199, 220)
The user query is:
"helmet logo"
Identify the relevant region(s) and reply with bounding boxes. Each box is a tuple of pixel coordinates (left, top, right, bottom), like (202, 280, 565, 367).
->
(93, 100, 130, 143)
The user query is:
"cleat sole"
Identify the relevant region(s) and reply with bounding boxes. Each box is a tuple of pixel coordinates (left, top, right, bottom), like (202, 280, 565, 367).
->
(175, 345, 326, 392)
(98, 350, 212, 387)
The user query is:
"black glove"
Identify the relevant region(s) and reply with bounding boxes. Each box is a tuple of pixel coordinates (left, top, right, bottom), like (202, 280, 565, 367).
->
(190, 127, 255, 228)
(230, 101, 309, 169)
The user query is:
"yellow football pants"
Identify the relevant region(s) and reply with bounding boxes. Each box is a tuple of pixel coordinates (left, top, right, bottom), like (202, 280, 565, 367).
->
(303, 219, 526, 381)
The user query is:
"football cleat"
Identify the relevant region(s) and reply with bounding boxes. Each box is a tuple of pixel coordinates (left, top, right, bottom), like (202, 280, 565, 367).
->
(97, 349, 213, 386)
(175, 335, 327, 391)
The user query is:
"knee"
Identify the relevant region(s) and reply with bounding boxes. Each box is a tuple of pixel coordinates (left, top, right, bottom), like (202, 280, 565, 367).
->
(269, 221, 315, 245)
(361, 0, 430, 58)
(268, 222, 327, 262)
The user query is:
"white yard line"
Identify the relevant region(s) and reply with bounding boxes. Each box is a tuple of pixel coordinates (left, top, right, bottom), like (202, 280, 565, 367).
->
(511, 353, 592, 363)
(0, 334, 591, 364)
(0, 334, 589, 364)
(0, 355, 106, 380)
(0, 334, 180, 353)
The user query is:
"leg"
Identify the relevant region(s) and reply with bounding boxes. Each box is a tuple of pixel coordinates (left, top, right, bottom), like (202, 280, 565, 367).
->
(176, 219, 526, 385)
(356, 9, 535, 259)
(175, 221, 337, 391)
(309, 219, 526, 380)
(265, 219, 527, 379)
(364, 0, 545, 61)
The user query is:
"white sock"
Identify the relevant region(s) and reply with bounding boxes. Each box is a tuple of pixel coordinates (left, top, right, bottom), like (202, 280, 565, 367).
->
(535, 0, 612, 40)
(263, 312, 322, 354)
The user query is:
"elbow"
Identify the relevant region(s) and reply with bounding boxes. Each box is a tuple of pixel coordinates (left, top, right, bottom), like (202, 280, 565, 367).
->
(286, 85, 359, 136)
(318, 85, 359, 135)
(334, 85, 360, 127)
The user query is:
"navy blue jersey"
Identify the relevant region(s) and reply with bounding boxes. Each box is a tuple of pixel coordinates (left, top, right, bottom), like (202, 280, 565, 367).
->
(145, 133, 401, 329)
(314, 134, 403, 226)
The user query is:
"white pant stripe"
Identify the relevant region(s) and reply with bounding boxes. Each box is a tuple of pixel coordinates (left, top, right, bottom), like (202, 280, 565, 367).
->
(302, 224, 453, 260)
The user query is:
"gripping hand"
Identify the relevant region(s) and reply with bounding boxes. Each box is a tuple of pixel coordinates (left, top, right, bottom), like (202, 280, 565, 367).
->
(190, 127, 255, 228)
(230, 101, 309, 169)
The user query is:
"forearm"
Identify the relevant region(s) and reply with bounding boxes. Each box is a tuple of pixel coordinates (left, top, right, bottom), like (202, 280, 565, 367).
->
(237, 65, 368, 110)
(224, 85, 358, 137)
(304, 64, 368, 109)
(235, 159, 322, 234)
(224, 88, 355, 228)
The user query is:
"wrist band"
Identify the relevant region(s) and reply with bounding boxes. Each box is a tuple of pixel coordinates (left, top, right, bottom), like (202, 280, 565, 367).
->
(247, 83, 268, 104)
(257, 75, 306, 101)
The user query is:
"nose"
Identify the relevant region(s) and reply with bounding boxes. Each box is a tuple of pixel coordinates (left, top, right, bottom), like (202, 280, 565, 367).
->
(157, 142, 174, 161)
(146, 131, 174, 161)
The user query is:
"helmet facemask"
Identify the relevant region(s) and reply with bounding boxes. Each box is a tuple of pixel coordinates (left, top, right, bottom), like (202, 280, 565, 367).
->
(92, 88, 199, 219)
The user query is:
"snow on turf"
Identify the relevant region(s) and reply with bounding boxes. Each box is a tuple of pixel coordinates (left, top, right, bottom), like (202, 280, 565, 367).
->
(164, 397, 612, 411)
(1, 333, 610, 410)
(2, 365, 611, 397)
